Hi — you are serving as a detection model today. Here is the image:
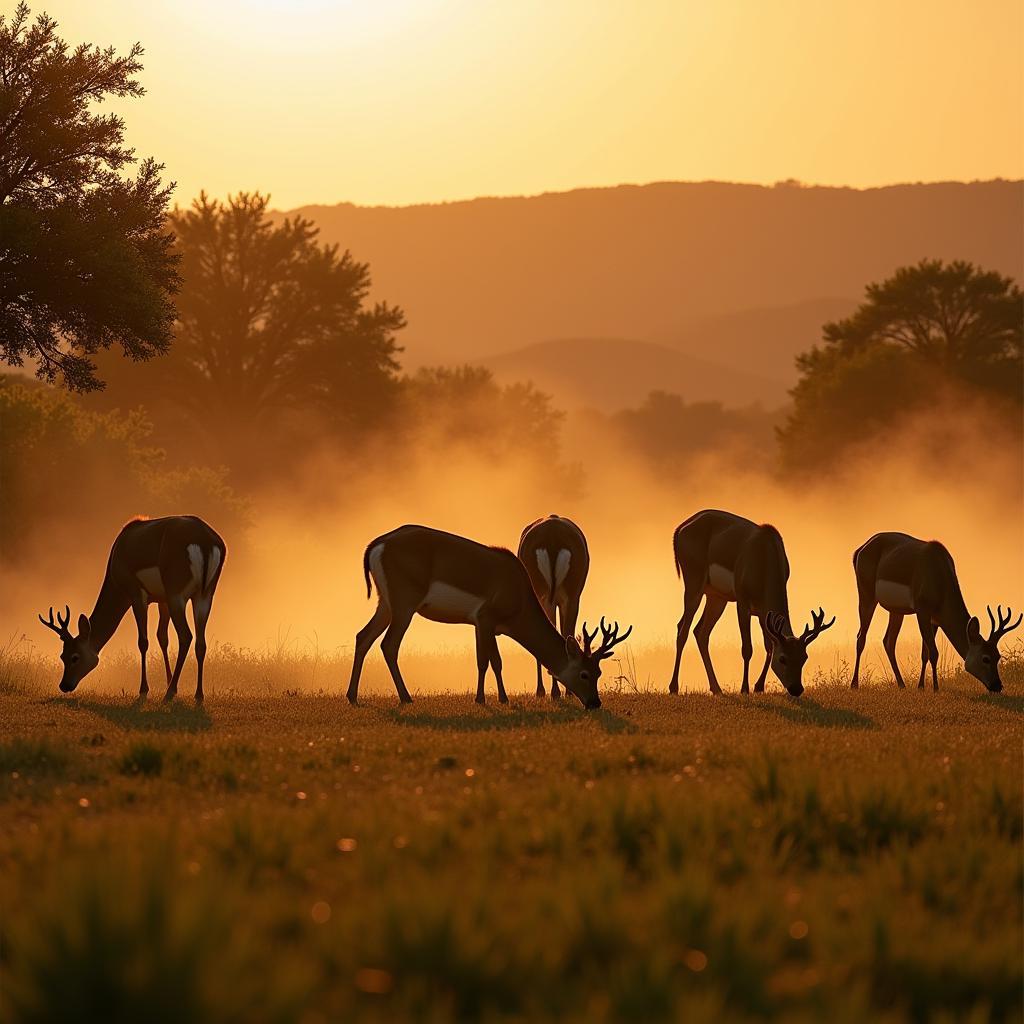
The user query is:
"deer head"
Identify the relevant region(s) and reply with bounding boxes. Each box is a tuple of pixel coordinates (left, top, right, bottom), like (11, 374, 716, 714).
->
(764, 607, 835, 697)
(561, 617, 633, 709)
(39, 606, 98, 693)
(964, 605, 1021, 693)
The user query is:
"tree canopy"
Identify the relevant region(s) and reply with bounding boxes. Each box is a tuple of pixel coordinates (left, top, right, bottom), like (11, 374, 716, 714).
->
(0, 3, 179, 390)
(166, 192, 405, 430)
(778, 260, 1023, 472)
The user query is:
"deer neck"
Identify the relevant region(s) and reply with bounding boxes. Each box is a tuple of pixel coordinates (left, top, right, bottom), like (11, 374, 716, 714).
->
(936, 590, 971, 659)
(504, 599, 570, 677)
(760, 575, 791, 633)
(87, 574, 132, 653)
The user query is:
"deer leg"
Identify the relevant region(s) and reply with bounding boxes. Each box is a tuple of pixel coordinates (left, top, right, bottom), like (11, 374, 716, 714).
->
(380, 604, 416, 705)
(487, 631, 507, 705)
(347, 601, 391, 705)
(669, 590, 702, 694)
(156, 603, 172, 685)
(551, 597, 565, 700)
(917, 613, 939, 692)
(694, 595, 728, 695)
(737, 602, 754, 695)
(131, 596, 150, 698)
(851, 596, 876, 689)
(554, 594, 579, 701)
(753, 619, 772, 693)
(535, 595, 554, 696)
(474, 621, 492, 704)
(164, 597, 193, 702)
(882, 611, 906, 689)
(192, 594, 213, 702)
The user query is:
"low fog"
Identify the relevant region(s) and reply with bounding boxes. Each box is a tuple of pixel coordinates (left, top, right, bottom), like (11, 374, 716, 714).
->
(7, 397, 1021, 700)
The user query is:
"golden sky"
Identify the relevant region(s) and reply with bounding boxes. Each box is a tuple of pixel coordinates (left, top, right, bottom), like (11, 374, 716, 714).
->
(38, 0, 1024, 209)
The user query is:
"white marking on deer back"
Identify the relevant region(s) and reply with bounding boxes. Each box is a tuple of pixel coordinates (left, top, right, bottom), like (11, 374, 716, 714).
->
(554, 549, 571, 589)
(708, 563, 736, 598)
(186, 544, 204, 597)
(535, 549, 553, 589)
(876, 580, 914, 613)
(205, 547, 222, 590)
(418, 582, 485, 624)
(368, 543, 389, 608)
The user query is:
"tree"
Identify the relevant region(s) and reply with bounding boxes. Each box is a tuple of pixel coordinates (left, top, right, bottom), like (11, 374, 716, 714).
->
(611, 391, 778, 472)
(0, 4, 179, 390)
(0, 376, 246, 562)
(778, 261, 1023, 471)
(95, 192, 405, 462)
(404, 365, 564, 459)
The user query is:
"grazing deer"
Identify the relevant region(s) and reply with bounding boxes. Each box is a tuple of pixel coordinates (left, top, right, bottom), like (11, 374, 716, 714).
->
(851, 532, 1021, 692)
(668, 509, 834, 697)
(517, 515, 591, 699)
(347, 525, 631, 708)
(39, 516, 226, 701)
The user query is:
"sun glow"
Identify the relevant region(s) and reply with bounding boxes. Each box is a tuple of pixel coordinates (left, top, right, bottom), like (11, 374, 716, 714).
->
(29, 0, 1024, 208)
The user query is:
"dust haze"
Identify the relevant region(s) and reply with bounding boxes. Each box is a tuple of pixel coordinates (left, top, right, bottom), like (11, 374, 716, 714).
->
(7, 394, 1021, 699)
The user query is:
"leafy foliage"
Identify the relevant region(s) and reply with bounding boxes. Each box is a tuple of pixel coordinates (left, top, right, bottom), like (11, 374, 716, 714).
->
(404, 365, 564, 461)
(0, 377, 245, 560)
(611, 391, 779, 471)
(90, 192, 406, 477)
(0, 4, 179, 390)
(779, 261, 1023, 471)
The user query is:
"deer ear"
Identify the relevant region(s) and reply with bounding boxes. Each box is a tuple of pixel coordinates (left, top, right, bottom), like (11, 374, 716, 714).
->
(966, 616, 981, 643)
(565, 635, 583, 658)
(78, 614, 91, 641)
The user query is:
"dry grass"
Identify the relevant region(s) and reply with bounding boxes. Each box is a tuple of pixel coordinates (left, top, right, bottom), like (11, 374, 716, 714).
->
(1, 664, 1021, 1023)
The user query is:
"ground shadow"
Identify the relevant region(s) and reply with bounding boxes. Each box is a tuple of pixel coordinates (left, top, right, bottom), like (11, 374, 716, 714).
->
(384, 704, 635, 734)
(44, 696, 212, 733)
(750, 695, 878, 730)
(970, 693, 1024, 716)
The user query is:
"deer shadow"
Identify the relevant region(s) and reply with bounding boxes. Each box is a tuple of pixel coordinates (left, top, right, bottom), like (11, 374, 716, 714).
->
(749, 695, 878, 731)
(45, 695, 212, 733)
(383, 703, 635, 734)
(969, 693, 1024, 716)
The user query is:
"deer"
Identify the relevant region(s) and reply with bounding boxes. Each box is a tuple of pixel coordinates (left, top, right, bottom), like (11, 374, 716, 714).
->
(517, 515, 591, 700)
(667, 509, 835, 697)
(39, 516, 226, 702)
(850, 532, 1021, 692)
(346, 524, 631, 708)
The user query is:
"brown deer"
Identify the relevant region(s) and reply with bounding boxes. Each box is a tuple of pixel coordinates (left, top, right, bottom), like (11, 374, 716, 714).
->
(347, 525, 631, 707)
(851, 532, 1020, 692)
(668, 509, 834, 697)
(517, 515, 591, 699)
(39, 516, 226, 701)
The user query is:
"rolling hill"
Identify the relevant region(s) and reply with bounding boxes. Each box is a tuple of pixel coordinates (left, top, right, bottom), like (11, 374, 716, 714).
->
(286, 180, 1022, 379)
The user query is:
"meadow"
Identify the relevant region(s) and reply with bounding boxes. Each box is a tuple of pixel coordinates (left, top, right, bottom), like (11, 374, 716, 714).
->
(1, 642, 1022, 1024)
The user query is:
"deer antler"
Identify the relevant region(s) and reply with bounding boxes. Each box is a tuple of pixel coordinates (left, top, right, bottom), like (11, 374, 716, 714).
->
(580, 622, 600, 656)
(764, 612, 790, 641)
(38, 605, 72, 641)
(987, 605, 1023, 643)
(584, 616, 634, 660)
(799, 607, 836, 646)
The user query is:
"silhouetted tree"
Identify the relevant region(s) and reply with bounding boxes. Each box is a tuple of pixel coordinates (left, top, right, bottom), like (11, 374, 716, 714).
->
(778, 261, 1023, 471)
(612, 391, 778, 471)
(0, 376, 245, 559)
(98, 193, 405, 453)
(405, 365, 563, 459)
(0, 4, 178, 390)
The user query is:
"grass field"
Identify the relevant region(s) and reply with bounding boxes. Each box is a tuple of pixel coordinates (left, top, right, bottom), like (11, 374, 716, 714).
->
(1, 662, 1022, 1022)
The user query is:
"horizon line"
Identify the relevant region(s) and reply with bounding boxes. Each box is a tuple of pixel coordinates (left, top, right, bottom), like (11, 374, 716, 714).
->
(269, 175, 1023, 215)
